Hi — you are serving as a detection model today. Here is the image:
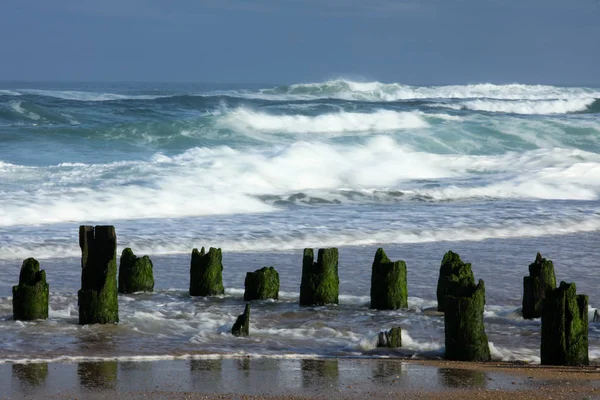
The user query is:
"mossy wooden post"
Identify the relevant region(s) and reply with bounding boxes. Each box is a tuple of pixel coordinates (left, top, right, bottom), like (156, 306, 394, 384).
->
(78, 225, 119, 325)
(244, 266, 279, 301)
(522, 252, 556, 319)
(118, 248, 154, 293)
(541, 281, 588, 366)
(232, 304, 250, 336)
(299, 248, 339, 306)
(444, 279, 491, 361)
(12, 258, 49, 321)
(189, 247, 224, 296)
(436, 251, 474, 312)
(377, 326, 402, 348)
(370, 248, 408, 310)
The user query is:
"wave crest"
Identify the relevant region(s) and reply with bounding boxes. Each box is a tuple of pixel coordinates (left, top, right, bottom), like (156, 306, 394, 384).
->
(259, 79, 600, 102)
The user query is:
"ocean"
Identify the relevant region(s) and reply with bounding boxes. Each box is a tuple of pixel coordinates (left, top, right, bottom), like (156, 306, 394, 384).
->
(0, 79, 599, 364)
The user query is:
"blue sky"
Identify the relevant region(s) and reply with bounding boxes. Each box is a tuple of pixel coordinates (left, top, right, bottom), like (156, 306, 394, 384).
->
(1, 0, 599, 84)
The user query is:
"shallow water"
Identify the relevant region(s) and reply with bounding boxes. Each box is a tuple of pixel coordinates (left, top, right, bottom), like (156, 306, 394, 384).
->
(0, 235, 598, 362)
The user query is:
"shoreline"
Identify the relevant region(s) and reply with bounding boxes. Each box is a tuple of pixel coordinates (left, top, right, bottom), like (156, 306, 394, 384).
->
(2, 357, 599, 399)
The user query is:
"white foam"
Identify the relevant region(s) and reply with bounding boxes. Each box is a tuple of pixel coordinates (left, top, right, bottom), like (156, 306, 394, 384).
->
(9, 101, 40, 120)
(2, 139, 600, 230)
(218, 108, 429, 134)
(0, 90, 21, 96)
(0, 353, 325, 365)
(490, 345, 541, 363)
(432, 98, 595, 115)
(401, 330, 443, 354)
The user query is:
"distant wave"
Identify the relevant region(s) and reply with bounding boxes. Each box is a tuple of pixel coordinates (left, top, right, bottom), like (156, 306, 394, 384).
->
(431, 98, 598, 115)
(257, 79, 600, 102)
(4, 100, 79, 124)
(3, 80, 599, 104)
(9, 89, 171, 102)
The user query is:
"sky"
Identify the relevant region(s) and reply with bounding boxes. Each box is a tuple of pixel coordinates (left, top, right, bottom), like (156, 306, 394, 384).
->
(1, 0, 599, 85)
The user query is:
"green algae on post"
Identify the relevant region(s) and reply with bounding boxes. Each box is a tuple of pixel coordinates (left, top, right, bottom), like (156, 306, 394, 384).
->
(232, 303, 250, 336)
(436, 251, 475, 312)
(12, 258, 49, 321)
(300, 248, 339, 306)
(244, 266, 279, 301)
(118, 248, 154, 293)
(78, 225, 119, 325)
(370, 248, 408, 310)
(444, 279, 491, 362)
(189, 247, 225, 296)
(522, 252, 556, 319)
(541, 281, 589, 366)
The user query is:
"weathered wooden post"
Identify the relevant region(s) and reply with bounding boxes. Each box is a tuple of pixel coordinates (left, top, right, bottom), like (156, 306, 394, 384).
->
(12, 258, 49, 321)
(118, 248, 154, 293)
(377, 326, 402, 348)
(189, 247, 224, 296)
(78, 225, 119, 325)
(300, 248, 339, 306)
(522, 253, 556, 319)
(541, 281, 588, 366)
(232, 304, 250, 336)
(370, 248, 408, 310)
(437, 251, 474, 312)
(444, 280, 491, 361)
(244, 266, 279, 301)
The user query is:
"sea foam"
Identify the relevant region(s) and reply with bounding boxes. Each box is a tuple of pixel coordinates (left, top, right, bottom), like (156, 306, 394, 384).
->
(2, 138, 600, 227)
(218, 108, 430, 133)
(432, 98, 596, 115)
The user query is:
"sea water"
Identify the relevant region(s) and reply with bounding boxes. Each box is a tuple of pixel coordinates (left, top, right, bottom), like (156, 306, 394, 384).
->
(0, 79, 599, 364)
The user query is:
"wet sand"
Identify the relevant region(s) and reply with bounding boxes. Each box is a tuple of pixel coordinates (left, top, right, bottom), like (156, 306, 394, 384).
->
(1, 358, 599, 399)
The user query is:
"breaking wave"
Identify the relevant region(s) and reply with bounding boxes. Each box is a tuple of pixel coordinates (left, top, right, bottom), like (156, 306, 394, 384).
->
(258, 79, 600, 102)
(2, 137, 600, 227)
(218, 108, 430, 133)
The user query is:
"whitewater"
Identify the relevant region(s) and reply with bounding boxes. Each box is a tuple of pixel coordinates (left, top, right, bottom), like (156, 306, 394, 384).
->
(0, 79, 599, 363)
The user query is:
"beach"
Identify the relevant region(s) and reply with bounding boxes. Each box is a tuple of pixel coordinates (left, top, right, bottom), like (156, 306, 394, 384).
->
(2, 358, 599, 399)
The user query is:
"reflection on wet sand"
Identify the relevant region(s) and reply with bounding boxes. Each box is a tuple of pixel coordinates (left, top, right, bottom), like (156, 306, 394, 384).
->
(301, 359, 339, 388)
(190, 359, 222, 392)
(372, 360, 407, 383)
(78, 361, 118, 389)
(12, 363, 48, 387)
(236, 357, 251, 377)
(438, 368, 488, 389)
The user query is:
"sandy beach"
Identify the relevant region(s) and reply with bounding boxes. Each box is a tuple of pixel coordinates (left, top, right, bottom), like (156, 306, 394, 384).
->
(0, 358, 598, 399)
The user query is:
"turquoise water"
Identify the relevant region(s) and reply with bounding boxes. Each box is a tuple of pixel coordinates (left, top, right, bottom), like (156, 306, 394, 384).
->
(0, 80, 599, 362)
